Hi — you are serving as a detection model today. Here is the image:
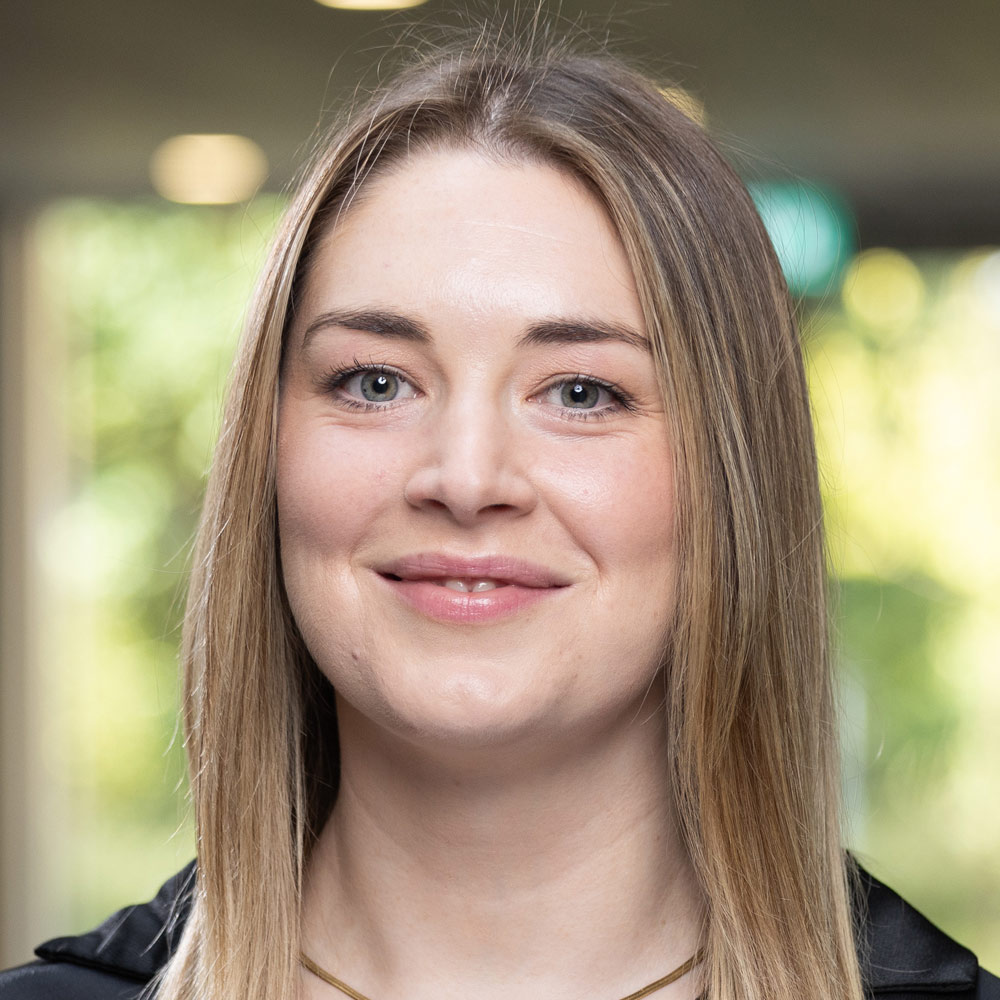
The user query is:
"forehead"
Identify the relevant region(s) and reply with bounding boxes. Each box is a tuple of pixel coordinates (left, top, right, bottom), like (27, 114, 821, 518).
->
(294, 147, 644, 337)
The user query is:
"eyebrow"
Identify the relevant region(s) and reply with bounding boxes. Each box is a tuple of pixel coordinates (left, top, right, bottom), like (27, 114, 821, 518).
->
(518, 319, 650, 353)
(302, 309, 431, 348)
(301, 309, 649, 353)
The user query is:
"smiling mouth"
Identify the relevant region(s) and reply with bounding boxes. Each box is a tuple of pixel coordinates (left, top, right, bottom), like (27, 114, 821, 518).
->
(375, 557, 567, 622)
(383, 574, 508, 593)
(376, 554, 571, 592)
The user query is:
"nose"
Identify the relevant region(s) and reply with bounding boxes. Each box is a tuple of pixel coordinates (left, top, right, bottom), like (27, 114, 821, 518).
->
(403, 396, 538, 526)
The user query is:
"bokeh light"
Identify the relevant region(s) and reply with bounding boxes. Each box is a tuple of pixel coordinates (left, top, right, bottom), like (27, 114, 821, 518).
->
(841, 248, 925, 330)
(970, 250, 1000, 327)
(749, 180, 854, 296)
(150, 134, 268, 205)
(312, 0, 428, 9)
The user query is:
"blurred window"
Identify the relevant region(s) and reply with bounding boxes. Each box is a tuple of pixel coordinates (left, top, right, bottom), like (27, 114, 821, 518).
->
(6, 201, 999, 971)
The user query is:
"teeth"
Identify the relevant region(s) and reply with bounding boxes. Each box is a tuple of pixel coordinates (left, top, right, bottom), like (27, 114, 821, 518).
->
(440, 578, 500, 592)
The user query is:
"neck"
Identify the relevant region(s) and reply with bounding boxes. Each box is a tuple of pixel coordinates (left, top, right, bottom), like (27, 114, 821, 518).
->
(302, 698, 705, 1000)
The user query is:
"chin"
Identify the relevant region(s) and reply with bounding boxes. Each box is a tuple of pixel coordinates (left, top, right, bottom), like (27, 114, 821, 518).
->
(338, 661, 566, 757)
(405, 675, 551, 744)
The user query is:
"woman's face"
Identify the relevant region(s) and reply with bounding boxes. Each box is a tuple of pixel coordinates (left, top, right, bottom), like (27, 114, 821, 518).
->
(278, 147, 677, 750)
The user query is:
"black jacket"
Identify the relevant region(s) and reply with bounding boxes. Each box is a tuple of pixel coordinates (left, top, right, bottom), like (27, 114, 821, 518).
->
(0, 863, 997, 998)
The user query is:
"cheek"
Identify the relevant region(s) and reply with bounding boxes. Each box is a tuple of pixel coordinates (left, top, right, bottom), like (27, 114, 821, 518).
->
(544, 434, 676, 573)
(276, 419, 398, 556)
(539, 433, 677, 701)
(275, 415, 412, 684)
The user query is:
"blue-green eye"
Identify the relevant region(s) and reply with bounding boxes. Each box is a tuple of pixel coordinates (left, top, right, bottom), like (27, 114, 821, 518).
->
(359, 370, 399, 401)
(545, 378, 615, 411)
(320, 364, 418, 408)
(560, 380, 602, 408)
(537, 376, 634, 422)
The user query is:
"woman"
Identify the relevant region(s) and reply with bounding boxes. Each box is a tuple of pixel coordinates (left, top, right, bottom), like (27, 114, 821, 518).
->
(2, 29, 997, 1000)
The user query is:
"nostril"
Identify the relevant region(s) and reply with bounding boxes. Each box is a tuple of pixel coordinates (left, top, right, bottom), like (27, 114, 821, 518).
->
(402, 457, 537, 523)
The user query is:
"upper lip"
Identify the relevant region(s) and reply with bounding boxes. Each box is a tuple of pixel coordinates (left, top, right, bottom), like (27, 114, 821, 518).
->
(375, 553, 572, 589)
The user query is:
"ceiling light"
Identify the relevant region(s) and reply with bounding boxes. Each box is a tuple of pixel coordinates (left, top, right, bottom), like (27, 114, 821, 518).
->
(150, 134, 268, 205)
(313, 0, 429, 9)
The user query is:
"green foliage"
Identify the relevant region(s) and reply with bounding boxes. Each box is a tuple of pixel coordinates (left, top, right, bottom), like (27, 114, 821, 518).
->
(35, 196, 284, 923)
(838, 576, 961, 797)
(805, 247, 1000, 969)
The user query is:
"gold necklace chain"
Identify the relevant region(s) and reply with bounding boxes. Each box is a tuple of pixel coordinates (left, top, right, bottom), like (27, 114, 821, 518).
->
(301, 947, 705, 1000)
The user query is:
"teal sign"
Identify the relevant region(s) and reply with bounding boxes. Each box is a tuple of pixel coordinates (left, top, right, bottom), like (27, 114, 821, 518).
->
(748, 180, 855, 297)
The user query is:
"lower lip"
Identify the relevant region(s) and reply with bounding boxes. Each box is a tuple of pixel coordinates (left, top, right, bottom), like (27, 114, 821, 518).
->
(377, 575, 563, 623)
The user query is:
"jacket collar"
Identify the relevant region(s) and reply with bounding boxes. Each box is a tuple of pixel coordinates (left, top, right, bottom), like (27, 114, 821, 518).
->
(36, 862, 980, 995)
(36, 862, 194, 983)
(856, 865, 979, 995)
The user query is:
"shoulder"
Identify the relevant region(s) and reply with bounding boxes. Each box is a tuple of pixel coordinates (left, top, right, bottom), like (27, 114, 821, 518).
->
(0, 864, 194, 1000)
(979, 969, 1000, 1000)
(0, 960, 147, 1000)
(856, 861, 999, 999)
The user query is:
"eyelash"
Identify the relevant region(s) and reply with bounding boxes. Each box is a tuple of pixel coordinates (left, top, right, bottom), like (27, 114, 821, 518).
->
(317, 361, 415, 412)
(541, 374, 637, 422)
(317, 362, 637, 421)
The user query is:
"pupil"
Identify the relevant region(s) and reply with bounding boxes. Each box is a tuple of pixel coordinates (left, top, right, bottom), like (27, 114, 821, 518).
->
(562, 381, 599, 408)
(361, 371, 398, 401)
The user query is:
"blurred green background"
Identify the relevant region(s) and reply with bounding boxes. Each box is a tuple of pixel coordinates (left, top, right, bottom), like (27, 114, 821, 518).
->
(29, 196, 1000, 971)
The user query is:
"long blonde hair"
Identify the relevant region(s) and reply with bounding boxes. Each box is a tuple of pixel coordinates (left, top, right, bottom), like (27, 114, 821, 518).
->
(159, 27, 863, 1000)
